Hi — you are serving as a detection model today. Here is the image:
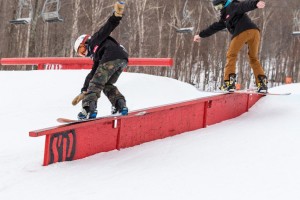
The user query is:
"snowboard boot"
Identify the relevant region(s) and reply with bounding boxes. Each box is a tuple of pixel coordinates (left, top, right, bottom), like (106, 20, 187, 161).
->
(257, 75, 268, 93)
(77, 108, 98, 120)
(220, 73, 236, 92)
(112, 98, 128, 116)
(78, 101, 98, 120)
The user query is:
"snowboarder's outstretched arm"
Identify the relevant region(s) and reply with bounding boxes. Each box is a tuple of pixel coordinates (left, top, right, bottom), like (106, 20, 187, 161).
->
(199, 20, 226, 38)
(90, 2, 125, 46)
(90, 15, 122, 46)
(236, 0, 265, 14)
(194, 20, 226, 42)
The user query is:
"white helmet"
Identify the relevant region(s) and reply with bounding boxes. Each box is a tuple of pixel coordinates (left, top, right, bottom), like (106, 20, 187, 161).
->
(74, 34, 91, 53)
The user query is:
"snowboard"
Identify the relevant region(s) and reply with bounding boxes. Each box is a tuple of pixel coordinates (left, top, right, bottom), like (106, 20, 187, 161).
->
(57, 111, 147, 124)
(212, 90, 291, 96)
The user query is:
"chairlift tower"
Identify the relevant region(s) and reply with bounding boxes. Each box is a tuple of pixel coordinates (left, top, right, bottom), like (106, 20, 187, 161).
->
(9, 0, 33, 24)
(41, 0, 63, 23)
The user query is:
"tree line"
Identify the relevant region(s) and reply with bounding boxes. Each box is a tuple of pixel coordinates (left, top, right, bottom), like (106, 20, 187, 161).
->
(0, 0, 299, 90)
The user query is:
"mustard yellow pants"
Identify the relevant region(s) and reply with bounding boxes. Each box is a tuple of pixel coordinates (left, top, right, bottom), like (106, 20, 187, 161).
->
(224, 29, 265, 84)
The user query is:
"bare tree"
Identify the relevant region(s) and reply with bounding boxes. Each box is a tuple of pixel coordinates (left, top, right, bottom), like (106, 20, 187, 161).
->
(69, 0, 81, 57)
(1, 0, 300, 86)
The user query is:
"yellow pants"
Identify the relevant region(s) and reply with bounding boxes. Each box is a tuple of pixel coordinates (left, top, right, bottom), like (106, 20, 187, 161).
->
(225, 29, 265, 84)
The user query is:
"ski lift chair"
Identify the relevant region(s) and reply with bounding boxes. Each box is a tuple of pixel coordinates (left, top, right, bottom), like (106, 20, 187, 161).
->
(292, 31, 300, 35)
(292, 14, 300, 36)
(168, 24, 194, 34)
(41, 0, 63, 23)
(9, 0, 32, 25)
(175, 27, 194, 34)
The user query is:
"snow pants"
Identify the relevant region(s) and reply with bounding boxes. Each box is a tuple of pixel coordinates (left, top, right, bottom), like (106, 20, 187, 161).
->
(82, 59, 127, 111)
(225, 29, 265, 85)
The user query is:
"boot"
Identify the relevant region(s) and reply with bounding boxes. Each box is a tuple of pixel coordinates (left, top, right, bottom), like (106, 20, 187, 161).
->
(78, 108, 88, 120)
(257, 75, 268, 93)
(220, 73, 236, 91)
(112, 98, 128, 115)
(77, 101, 98, 120)
(77, 108, 98, 120)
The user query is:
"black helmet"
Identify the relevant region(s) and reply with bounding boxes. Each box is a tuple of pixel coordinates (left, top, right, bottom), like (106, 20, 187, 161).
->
(212, 0, 227, 6)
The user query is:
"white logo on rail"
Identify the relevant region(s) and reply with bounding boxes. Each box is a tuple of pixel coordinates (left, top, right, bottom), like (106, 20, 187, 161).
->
(44, 64, 63, 70)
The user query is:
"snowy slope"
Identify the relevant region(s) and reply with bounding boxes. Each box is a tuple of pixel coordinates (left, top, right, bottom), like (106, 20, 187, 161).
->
(0, 70, 299, 200)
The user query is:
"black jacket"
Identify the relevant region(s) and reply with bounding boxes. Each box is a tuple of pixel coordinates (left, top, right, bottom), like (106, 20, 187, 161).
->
(199, 0, 259, 39)
(88, 14, 128, 64)
(81, 14, 128, 92)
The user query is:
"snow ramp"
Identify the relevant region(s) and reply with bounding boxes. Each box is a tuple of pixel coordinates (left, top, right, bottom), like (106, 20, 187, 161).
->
(1, 57, 263, 166)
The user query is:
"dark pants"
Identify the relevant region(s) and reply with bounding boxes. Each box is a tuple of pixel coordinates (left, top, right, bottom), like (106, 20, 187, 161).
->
(82, 59, 127, 111)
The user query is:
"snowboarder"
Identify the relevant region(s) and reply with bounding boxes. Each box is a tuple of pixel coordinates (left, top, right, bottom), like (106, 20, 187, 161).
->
(72, 1, 128, 120)
(194, 0, 268, 92)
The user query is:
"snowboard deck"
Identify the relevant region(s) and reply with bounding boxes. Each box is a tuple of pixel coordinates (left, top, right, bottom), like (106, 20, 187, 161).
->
(57, 111, 147, 124)
(212, 90, 291, 96)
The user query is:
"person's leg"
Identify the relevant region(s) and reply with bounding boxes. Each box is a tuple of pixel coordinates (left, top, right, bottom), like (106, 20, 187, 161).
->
(224, 32, 247, 81)
(80, 60, 123, 119)
(103, 59, 127, 106)
(221, 31, 249, 90)
(103, 83, 125, 108)
(102, 59, 128, 114)
(247, 29, 267, 92)
(247, 29, 266, 85)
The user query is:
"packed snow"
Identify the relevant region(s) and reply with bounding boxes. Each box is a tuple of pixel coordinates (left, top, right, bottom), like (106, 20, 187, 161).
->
(0, 70, 299, 200)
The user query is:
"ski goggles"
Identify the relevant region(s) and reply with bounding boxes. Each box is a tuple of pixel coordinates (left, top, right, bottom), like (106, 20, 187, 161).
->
(214, 3, 224, 11)
(77, 35, 90, 56)
(78, 44, 87, 56)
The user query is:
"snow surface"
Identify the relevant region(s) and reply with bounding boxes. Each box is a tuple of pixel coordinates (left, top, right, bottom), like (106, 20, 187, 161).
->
(0, 70, 299, 200)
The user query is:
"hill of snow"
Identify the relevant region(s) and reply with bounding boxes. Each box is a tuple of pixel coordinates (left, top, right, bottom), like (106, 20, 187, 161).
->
(0, 70, 299, 200)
